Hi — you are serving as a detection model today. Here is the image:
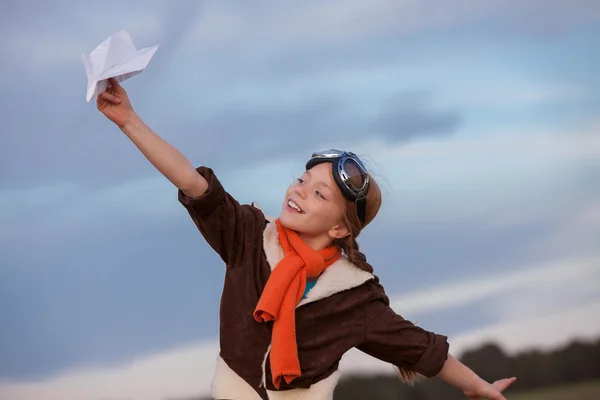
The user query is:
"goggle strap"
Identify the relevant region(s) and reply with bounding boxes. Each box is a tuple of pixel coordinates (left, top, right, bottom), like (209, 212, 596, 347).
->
(356, 197, 367, 227)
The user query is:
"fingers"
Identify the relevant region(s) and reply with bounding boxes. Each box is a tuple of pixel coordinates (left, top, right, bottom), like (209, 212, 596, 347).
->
(98, 91, 122, 105)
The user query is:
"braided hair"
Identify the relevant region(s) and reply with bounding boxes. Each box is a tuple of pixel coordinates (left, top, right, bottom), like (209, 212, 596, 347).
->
(334, 234, 372, 273)
(333, 174, 382, 272)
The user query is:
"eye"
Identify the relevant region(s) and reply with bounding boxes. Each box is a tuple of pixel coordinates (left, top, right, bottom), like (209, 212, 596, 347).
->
(296, 178, 305, 184)
(316, 190, 326, 200)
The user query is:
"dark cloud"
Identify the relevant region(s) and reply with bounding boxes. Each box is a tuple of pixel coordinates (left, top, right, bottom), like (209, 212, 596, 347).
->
(494, 0, 600, 37)
(2, 0, 598, 191)
(151, 1, 205, 69)
(359, 219, 555, 293)
(0, 1, 205, 190)
(150, 93, 462, 181)
(0, 84, 461, 190)
(372, 94, 462, 141)
(0, 213, 225, 380)
(0, 1, 469, 192)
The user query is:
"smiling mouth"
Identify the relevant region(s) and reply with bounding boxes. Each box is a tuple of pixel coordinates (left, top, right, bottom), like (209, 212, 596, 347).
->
(287, 199, 305, 214)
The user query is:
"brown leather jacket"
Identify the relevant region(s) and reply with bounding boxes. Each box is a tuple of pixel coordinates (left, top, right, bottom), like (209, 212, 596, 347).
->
(178, 167, 449, 400)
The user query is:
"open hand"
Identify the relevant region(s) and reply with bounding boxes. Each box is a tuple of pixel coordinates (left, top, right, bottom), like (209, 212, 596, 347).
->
(96, 78, 135, 128)
(464, 377, 517, 400)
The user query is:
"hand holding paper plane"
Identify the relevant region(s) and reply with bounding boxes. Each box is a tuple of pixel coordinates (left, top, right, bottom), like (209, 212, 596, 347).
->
(82, 30, 158, 102)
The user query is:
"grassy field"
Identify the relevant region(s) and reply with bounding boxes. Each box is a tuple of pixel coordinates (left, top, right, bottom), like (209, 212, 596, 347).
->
(508, 380, 600, 400)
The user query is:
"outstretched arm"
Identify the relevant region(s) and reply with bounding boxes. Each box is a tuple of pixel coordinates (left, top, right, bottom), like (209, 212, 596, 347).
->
(357, 300, 516, 399)
(438, 354, 516, 400)
(97, 78, 207, 198)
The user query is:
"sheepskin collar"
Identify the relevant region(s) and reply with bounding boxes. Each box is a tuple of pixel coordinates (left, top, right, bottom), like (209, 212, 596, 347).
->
(260, 215, 374, 307)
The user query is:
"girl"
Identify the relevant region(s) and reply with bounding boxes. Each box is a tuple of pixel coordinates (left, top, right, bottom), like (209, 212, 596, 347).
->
(97, 78, 516, 400)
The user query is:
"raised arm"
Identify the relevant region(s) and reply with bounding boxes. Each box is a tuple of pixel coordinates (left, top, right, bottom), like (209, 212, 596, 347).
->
(97, 78, 207, 198)
(97, 78, 266, 266)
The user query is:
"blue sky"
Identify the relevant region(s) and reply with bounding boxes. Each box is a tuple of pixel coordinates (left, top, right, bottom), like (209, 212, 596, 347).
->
(1, 1, 599, 399)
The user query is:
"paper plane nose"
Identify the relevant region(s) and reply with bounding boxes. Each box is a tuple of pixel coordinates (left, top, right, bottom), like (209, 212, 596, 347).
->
(86, 79, 98, 102)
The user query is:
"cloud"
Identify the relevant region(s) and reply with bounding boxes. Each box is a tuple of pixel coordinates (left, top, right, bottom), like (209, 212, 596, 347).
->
(179, 0, 600, 55)
(2, 1, 597, 192)
(434, 78, 587, 111)
(2, 124, 596, 250)
(0, 341, 220, 400)
(449, 299, 600, 356)
(5, 0, 599, 79)
(1, 1, 598, 392)
(388, 255, 600, 318)
(2, 193, 593, 383)
(1, 254, 598, 400)
(0, 4, 161, 74)
(0, 86, 461, 190)
(340, 298, 600, 377)
(527, 200, 600, 259)
(356, 128, 600, 228)
(152, 1, 205, 65)
(370, 94, 462, 142)
(168, 92, 461, 165)
(0, 184, 232, 367)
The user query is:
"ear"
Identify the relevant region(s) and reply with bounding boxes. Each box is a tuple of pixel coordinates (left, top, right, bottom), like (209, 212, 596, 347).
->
(328, 223, 350, 240)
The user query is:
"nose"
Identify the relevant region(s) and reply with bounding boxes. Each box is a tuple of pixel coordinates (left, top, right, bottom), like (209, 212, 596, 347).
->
(295, 184, 307, 199)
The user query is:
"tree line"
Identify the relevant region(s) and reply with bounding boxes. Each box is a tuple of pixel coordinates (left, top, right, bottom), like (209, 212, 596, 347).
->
(188, 335, 600, 399)
(333, 336, 600, 399)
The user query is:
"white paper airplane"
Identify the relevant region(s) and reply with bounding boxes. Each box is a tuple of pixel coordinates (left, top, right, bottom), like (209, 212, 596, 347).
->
(82, 30, 159, 102)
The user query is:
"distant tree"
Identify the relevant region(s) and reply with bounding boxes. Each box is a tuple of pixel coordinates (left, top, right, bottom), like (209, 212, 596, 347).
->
(460, 342, 512, 383)
(554, 339, 600, 384)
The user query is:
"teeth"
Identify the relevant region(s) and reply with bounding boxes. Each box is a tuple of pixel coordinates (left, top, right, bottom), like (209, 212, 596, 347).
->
(288, 200, 303, 213)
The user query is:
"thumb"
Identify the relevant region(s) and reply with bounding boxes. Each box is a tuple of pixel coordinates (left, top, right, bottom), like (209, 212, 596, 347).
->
(493, 377, 517, 392)
(108, 78, 125, 93)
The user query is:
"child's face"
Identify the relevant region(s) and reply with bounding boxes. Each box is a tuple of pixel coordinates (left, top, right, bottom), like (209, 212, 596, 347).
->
(279, 162, 348, 241)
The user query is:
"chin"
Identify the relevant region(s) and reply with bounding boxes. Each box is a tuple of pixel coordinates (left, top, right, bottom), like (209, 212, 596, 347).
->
(279, 208, 309, 233)
(279, 212, 299, 230)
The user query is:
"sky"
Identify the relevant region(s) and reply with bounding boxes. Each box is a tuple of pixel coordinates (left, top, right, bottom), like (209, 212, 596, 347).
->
(0, 1, 599, 399)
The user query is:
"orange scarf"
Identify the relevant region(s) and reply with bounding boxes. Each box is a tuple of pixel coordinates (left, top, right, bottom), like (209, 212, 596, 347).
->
(253, 219, 341, 388)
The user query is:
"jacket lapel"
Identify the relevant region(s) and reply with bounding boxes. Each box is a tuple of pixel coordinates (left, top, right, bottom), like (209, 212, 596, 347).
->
(261, 217, 374, 307)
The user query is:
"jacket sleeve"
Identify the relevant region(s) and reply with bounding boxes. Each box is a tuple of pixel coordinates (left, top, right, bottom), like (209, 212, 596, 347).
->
(177, 166, 266, 266)
(356, 299, 449, 380)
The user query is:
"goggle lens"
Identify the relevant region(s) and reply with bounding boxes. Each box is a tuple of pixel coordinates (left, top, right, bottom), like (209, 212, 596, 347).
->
(341, 158, 367, 193)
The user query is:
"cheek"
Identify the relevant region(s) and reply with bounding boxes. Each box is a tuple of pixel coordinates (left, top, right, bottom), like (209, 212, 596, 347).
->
(311, 202, 341, 224)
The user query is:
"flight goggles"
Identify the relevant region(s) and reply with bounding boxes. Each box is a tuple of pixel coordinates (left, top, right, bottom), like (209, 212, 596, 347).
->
(305, 149, 370, 226)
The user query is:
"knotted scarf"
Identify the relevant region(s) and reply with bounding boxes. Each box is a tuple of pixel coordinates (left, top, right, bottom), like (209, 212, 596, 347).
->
(253, 219, 341, 388)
